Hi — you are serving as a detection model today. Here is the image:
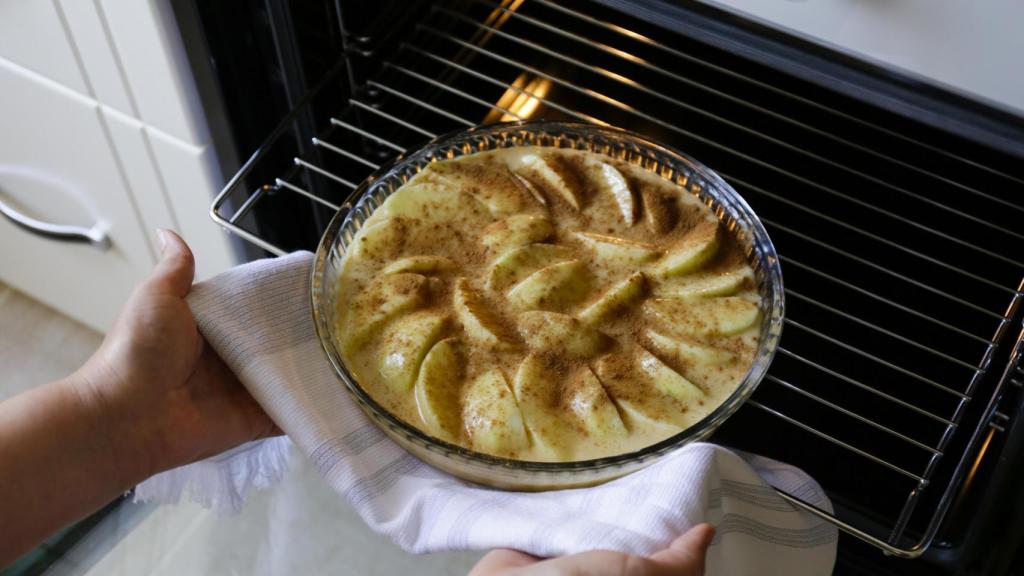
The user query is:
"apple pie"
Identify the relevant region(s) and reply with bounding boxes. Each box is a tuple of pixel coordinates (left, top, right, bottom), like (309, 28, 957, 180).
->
(333, 147, 761, 461)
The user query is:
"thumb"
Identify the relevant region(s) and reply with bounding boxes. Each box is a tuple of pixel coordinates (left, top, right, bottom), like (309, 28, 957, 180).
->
(147, 229, 195, 298)
(651, 523, 715, 575)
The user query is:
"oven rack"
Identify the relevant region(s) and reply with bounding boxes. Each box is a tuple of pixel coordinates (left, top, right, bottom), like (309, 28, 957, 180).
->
(210, 0, 1024, 557)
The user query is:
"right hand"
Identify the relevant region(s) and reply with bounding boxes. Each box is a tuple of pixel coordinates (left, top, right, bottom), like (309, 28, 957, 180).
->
(468, 523, 715, 576)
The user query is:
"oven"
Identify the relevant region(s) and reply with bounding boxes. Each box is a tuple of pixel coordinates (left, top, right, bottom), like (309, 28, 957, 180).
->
(183, 0, 1024, 573)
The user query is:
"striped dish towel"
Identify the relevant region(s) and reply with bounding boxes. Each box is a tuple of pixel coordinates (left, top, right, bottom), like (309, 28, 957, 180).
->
(136, 251, 837, 575)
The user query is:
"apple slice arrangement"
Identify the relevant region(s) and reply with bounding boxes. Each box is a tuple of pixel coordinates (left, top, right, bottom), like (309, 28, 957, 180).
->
(334, 148, 761, 462)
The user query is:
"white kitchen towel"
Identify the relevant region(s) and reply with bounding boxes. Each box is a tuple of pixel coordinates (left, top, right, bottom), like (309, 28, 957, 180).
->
(136, 251, 837, 575)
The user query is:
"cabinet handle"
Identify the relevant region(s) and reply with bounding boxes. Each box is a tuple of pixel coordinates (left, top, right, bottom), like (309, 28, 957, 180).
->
(0, 195, 110, 250)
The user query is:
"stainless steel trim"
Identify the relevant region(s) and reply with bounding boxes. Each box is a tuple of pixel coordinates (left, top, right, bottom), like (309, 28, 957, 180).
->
(0, 194, 110, 250)
(779, 256, 993, 345)
(787, 319, 969, 399)
(748, 399, 927, 482)
(786, 289, 983, 370)
(766, 374, 942, 454)
(329, 118, 406, 151)
(468, 0, 1024, 215)
(294, 158, 359, 189)
(404, 42, 1021, 297)
(416, 25, 1024, 244)
(367, 80, 477, 127)
(531, 0, 1024, 188)
(389, 47, 1015, 318)
(383, 63, 524, 120)
(759, 218, 1005, 319)
(312, 137, 382, 169)
(349, 98, 437, 138)
(275, 178, 342, 210)
(776, 347, 955, 425)
(728, 175, 1021, 287)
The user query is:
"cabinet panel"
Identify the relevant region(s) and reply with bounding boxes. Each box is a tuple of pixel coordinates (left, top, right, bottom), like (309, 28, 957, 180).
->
(0, 58, 154, 332)
(0, 0, 89, 94)
(58, 0, 136, 115)
(147, 130, 238, 281)
(98, 0, 210, 145)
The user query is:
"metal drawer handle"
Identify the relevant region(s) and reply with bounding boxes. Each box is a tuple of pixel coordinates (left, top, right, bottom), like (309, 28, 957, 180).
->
(0, 195, 110, 250)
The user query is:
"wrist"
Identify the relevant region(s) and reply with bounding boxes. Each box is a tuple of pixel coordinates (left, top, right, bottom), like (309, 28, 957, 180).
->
(59, 369, 159, 487)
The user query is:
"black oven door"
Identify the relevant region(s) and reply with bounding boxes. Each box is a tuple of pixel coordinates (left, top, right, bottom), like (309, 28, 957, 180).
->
(179, 0, 1024, 574)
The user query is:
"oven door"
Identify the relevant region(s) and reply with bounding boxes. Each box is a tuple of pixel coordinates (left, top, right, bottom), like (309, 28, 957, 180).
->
(195, 0, 1024, 572)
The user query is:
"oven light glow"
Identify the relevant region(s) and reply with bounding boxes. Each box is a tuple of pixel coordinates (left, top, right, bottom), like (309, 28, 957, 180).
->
(609, 23, 650, 44)
(504, 76, 550, 120)
(960, 427, 995, 497)
(487, 73, 553, 122)
(476, 0, 526, 48)
(489, 0, 525, 29)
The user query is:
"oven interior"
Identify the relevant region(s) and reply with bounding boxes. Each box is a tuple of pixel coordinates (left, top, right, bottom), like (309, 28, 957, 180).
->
(187, 0, 1024, 572)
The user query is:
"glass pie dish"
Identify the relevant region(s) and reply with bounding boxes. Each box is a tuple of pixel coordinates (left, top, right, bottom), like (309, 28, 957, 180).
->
(310, 121, 784, 490)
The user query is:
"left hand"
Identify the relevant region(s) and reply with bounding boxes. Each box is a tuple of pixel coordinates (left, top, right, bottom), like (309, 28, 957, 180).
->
(72, 229, 280, 480)
(469, 523, 715, 576)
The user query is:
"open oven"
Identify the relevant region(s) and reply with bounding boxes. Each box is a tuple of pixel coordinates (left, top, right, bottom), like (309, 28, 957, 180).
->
(182, 0, 1024, 573)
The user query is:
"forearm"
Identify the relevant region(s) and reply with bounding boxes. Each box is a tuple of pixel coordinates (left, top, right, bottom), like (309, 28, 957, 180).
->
(0, 375, 150, 566)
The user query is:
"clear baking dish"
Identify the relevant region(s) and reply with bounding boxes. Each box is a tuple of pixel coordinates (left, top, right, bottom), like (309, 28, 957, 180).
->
(311, 121, 784, 490)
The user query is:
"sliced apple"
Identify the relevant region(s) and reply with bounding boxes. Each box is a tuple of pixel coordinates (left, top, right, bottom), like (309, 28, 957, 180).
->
(594, 353, 689, 431)
(506, 260, 590, 312)
(481, 215, 554, 255)
(566, 366, 628, 440)
(652, 269, 752, 299)
(640, 186, 678, 235)
(644, 329, 736, 369)
(414, 337, 465, 442)
(382, 182, 472, 223)
(422, 160, 538, 216)
(615, 400, 685, 436)
(486, 243, 575, 291)
(512, 353, 570, 458)
(378, 310, 449, 392)
(509, 171, 548, 207)
(578, 271, 647, 325)
(652, 221, 720, 277)
(598, 163, 636, 226)
(513, 153, 583, 210)
(463, 369, 530, 456)
(465, 182, 531, 218)
(344, 273, 430, 353)
(575, 231, 660, 266)
(349, 216, 408, 262)
(453, 277, 518, 349)
(382, 255, 457, 275)
(644, 296, 760, 337)
(636, 347, 705, 401)
(517, 311, 611, 359)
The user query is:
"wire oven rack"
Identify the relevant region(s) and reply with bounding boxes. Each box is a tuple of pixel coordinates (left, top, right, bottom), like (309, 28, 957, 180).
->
(210, 0, 1024, 557)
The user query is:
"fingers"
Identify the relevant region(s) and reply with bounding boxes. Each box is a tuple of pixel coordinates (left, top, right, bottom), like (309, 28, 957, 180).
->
(468, 549, 541, 576)
(147, 229, 195, 298)
(469, 524, 715, 576)
(670, 523, 716, 554)
(650, 523, 715, 575)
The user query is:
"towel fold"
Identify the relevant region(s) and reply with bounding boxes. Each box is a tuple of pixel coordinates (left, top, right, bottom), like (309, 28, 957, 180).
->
(136, 252, 836, 575)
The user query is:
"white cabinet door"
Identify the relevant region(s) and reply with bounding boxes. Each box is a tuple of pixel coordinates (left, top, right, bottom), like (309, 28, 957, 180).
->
(0, 0, 90, 94)
(0, 58, 155, 332)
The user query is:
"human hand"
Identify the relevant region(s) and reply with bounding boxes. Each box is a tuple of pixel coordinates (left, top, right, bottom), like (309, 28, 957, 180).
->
(469, 523, 715, 576)
(72, 229, 280, 482)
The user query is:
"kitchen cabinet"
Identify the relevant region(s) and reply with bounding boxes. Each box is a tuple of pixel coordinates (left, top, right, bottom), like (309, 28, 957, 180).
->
(0, 1, 238, 333)
(0, 0, 90, 95)
(0, 59, 152, 332)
